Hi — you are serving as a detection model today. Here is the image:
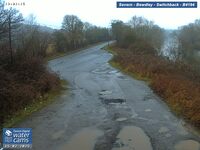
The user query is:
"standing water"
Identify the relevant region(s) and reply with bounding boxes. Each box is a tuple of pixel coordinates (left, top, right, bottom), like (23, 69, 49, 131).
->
(160, 30, 179, 60)
(112, 126, 153, 150)
(62, 128, 103, 150)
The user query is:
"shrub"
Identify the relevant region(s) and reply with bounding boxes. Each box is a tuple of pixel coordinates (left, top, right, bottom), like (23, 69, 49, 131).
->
(0, 57, 60, 128)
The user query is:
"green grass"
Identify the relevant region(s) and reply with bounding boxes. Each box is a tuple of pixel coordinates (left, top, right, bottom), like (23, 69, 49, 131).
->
(111, 60, 151, 83)
(3, 79, 67, 128)
(101, 45, 117, 56)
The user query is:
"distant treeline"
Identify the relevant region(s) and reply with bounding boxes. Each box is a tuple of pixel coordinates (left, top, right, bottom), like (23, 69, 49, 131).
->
(111, 15, 200, 69)
(175, 19, 200, 67)
(54, 15, 110, 52)
(0, 7, 110, 64)
(111, 16, 165, 55)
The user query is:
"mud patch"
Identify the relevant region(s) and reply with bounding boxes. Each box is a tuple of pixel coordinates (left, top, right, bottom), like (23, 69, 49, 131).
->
(112, 126, 153, 150)
(101, 98, 126, 105)
(62, 128, 103, 150)
(174, 140, 200, 150)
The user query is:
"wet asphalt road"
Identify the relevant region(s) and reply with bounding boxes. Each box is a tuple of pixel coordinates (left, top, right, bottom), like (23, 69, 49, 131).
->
(18, 42, 200, 150)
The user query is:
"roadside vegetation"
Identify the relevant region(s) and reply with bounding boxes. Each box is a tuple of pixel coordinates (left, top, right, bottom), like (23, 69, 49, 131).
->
(0, 0, 110, 128)
(108, 16, 200, 128)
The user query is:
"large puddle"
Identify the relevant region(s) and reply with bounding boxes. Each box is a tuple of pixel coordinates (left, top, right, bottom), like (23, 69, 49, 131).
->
(112, 126, 153, 150)
(174, 140, 200, 150)
(62, 128, 103, 150)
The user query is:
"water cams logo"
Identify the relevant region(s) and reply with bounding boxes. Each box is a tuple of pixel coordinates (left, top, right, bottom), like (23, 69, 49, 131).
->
(5, 130, 12, 137)
(2, 128, 32, 149)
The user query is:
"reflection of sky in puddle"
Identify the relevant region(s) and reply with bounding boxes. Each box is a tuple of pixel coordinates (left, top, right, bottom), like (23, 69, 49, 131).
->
(62, 128, 103, 150)
(160, 33, 179, 60)
(175, 140, 200, 150)
(112, 126, 152, 150)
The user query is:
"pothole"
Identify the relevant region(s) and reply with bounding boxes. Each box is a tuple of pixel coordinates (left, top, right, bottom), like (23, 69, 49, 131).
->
(174, 140, 200, 150)
(101, 98, 126, 105)
(112, 126, 153, 150)
(117, 76, 126, 79)
(62, 128, 103, 150)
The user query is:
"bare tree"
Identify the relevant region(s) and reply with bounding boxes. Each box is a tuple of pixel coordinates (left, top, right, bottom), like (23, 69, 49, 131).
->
(0, 1, 7, 40)
(7, 8, 23, 63)
(62, 15, 84, 49)
(111, 20, 125, 43)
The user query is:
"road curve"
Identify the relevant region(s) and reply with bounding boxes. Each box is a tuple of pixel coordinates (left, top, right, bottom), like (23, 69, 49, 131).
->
(17, 42, 200, 150)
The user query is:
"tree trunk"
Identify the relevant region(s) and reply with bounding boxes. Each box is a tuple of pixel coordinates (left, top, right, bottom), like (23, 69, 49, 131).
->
(8, 14, 13, 64)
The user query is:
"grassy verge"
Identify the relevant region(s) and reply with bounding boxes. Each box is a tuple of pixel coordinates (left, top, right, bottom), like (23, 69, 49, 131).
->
(103, 45, 151, 83)
(47, 42, 107, 61)
(110, 60, 151, 84)
(104, 44, 200, 129)
(3, 79, 67, 128)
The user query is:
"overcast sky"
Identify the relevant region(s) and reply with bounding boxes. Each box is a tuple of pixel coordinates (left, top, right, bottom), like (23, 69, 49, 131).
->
(4, 0, 200, 29)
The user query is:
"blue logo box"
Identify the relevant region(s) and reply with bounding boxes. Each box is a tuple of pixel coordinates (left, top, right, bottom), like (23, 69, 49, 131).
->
(3, 128, 32, 149)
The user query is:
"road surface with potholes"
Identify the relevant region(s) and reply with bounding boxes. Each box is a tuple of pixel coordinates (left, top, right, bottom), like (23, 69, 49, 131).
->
(17, 42, 200, 150)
